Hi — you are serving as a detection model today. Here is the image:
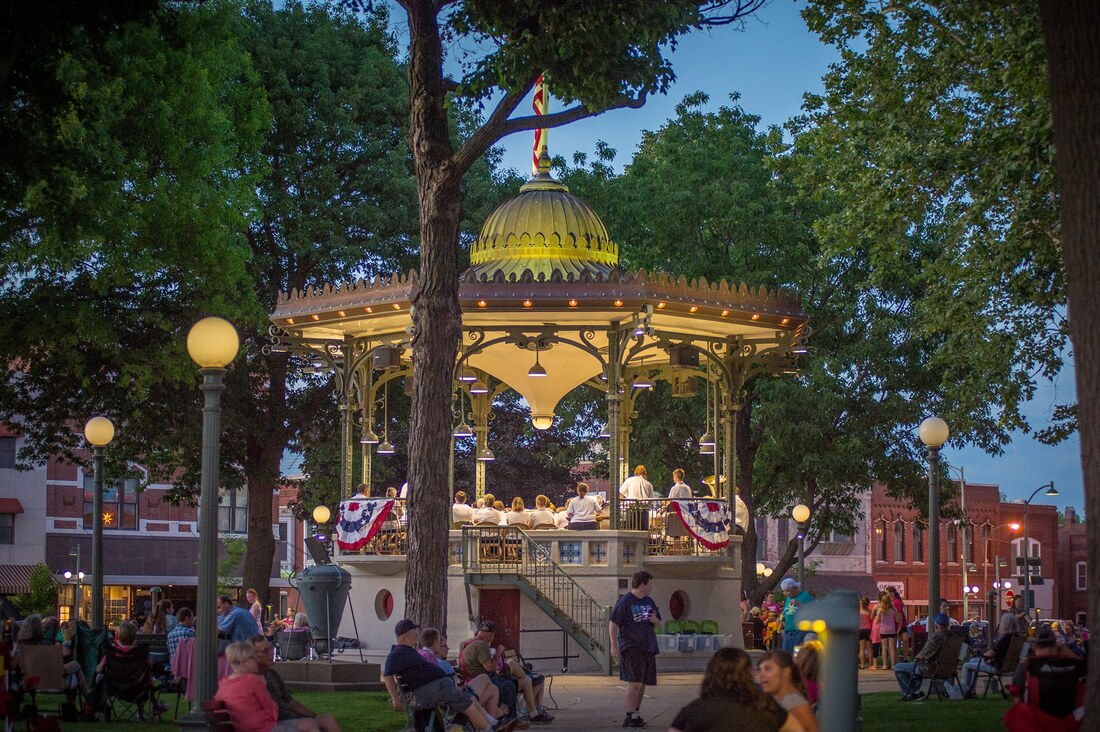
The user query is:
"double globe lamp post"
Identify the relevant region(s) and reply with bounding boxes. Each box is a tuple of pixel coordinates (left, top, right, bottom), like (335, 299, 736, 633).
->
(184, 316, 240, 714)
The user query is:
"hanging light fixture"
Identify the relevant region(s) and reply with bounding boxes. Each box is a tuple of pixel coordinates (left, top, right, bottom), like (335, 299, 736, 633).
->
(453, 389, 474, 438)
(458, 366, 477, 382)
(699, 375, 715, 451)
(360, 427, 379, 444)
(477, 446, 495, 461)
(470, 378, 489, 395)
(631, 358, 654, 389)
(528, 349, 547, 378)
(377, 381, 395, 454)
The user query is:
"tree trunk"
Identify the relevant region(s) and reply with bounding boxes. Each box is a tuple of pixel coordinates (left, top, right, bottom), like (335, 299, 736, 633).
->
(1038, 0, 1100, 719)
(404, 0, 463, 631)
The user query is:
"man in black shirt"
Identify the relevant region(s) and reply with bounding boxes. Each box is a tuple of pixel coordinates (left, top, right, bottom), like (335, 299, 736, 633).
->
(383, 619, 514, 732)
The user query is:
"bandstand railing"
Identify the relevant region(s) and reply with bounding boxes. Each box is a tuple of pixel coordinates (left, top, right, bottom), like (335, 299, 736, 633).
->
(619, 497, 733, 557)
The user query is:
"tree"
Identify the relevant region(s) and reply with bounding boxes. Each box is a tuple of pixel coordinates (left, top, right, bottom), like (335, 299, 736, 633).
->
(10, 564, 60, 618)
(392, 0, 769, 631)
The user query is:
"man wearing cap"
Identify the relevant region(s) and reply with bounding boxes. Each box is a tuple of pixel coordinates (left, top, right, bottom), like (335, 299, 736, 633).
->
(894, 613, 950, 701)
(609, 571, 661, 728)
(460, 620, 552, 726)
(780, 578, 814, 652)
(383, 619, 515, 732)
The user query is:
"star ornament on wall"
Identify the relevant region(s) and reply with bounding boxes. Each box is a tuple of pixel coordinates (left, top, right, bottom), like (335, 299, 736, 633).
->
(102, 511, 114, 526)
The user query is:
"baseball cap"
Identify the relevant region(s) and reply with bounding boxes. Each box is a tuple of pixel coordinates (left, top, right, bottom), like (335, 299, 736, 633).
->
(394, 619, 420, 636)
(779, 578, 800, 591)
(933, 613, 950, 627)
(478, 619, 496, 633)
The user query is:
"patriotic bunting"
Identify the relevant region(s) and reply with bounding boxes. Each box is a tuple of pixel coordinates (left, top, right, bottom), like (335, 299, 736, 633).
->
(670, 500, 733, 549)
(336, 498, 395, 551)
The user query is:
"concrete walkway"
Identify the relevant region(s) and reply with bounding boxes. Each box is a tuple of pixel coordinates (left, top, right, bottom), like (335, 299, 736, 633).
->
(531, 667, 901, 731)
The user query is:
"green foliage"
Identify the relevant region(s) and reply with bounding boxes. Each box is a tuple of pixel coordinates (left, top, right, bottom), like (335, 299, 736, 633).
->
(11, 564, 60, 618)
(217, 536, 249, 597)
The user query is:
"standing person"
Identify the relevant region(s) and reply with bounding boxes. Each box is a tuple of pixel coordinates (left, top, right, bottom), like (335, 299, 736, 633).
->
(889, 587, 909, 661)
(779, 579, 813, 653)
(667, 469, 691, 499)
(565, 483, 599, 531)
(619, 465, 655, 531)
(757, 650, 819, 732)
(858, 597, 873, 669)
(608, 571, 661, 728)
(251, 636, 341, 731)
(669, 648, 786, 732)
(875, 593, 900, 670)
(246, 589, 264, 634)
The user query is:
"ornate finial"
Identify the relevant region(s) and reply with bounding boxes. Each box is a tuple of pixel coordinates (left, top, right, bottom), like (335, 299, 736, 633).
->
(536, 149, 552, 177)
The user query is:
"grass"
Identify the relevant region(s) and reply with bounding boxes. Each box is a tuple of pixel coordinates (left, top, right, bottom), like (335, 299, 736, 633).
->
(861, 690, 1014, 732)
(24, 690, 405, 731)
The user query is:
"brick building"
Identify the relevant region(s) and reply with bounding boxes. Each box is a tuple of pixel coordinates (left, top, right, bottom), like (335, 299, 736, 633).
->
(1057, 506, 1087, 627)
(870, 481, 1060, 621)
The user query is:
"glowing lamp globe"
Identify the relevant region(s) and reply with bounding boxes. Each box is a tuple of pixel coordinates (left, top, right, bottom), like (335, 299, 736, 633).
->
(187, 317, 240, 368)
(919, 416, 950, 447)
(792, 504, 811, 524)
(84, 416, 115, 447)
(531, 414, 555, 430)
(312, 505, 331, 524)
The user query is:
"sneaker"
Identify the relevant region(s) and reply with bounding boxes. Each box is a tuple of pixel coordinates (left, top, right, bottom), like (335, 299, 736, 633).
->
(529, 713, 554, 725)
(623, 717, 647, 728)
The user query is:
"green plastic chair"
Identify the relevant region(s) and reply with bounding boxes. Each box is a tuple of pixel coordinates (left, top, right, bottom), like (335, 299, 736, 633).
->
(680, 619, 700, 634)
(700, 620, 719, 635)
(663, 620, 683, 635)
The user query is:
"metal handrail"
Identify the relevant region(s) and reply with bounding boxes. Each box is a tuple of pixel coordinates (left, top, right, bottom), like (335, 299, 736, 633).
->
(461, 526, 608, 650)
(620, 497, 732, 556)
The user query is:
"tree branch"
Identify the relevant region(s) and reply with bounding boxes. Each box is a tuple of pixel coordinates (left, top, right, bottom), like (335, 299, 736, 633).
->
(450, 72, 539, 176)
(499, 94, 648, 137)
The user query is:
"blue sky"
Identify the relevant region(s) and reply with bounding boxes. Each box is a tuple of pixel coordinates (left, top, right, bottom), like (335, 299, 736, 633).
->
(484, 1, 1084, 516)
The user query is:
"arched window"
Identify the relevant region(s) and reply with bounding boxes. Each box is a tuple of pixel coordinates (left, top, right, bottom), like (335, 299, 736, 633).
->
(893, 521, 905, 563)
(875, 519, 887, 562)
(946, 524, 957, 564)
(1076, 561, 1087, 591)
(962, 524, 974, 565)
(981, 523, 992, 564)
(1011, 537, 1042, 575)
(912, 523, 924, 563)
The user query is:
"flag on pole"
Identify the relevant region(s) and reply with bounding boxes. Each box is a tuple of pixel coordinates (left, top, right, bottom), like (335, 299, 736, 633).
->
(532, 74, 547, 176)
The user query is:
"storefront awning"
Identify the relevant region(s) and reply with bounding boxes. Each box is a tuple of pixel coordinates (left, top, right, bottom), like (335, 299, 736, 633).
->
(0, 498, 25, 514)
(0, 564, 36, 594)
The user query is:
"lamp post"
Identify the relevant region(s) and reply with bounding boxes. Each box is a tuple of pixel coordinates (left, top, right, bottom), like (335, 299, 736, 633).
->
(1021, 481, 1057, 621)
(982, 522, 1020, 616)
(83, 416, 114, 629)
(918, 416, 949, 628)
(185, 316, 239, 713)
(792, 504, 811, 586)
(64, 546, 84, 622)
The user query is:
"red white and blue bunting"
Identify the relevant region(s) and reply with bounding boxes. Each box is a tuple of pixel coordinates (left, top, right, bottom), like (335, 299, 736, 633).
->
(336, 498, 395, 551)
(670, 500, 732, 549)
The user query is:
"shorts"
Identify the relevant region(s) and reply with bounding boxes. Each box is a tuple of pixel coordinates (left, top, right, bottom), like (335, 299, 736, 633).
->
(881, 633, 897, 639)
(859, 629, 871, 641)
(411, 677, 474, 713)
(619, 647, 657, 686)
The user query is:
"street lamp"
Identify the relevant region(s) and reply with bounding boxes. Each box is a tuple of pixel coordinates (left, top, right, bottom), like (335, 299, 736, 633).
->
(919, 416, 950, 628)
(185, 316, 239, 714)
(83, 415, 114, 629)
(1022, 481, 1057, 620)
(792, 504, 811, 586)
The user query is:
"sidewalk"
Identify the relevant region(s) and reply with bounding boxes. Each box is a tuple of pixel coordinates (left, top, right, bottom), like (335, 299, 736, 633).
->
(536, 667, 900, 730)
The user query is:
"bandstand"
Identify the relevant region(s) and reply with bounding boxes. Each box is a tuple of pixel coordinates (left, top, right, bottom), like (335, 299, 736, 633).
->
(267, 152, 809, 673)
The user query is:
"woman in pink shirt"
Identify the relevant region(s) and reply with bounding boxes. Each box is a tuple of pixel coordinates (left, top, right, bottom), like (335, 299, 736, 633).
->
(215, 642, 320, 732)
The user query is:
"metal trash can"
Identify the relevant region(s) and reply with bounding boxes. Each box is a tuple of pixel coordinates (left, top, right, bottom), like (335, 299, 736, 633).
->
(291, 565, 351, 656)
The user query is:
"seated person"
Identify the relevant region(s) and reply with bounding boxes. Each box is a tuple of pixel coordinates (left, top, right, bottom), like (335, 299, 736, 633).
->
(961, 623, 1018, 697)
(215, 641, 321, 731)
(288, 613, 311, 633)
(894, 613, 950, 701)
(419, 627, 510, 722)
(565, 483, 599, 530)
(1005, 627, 1087, 729)
(553, 507, 569, 529)
(96, 621, 162, 718)
(14, 613, 87, 695)
(453, 491, 476, 525)
(460, 620, 553, 725)
(505, 498, 531, 528)
(383, 620, 512, 732)
(474, 495, 503, 526)
(251, 636, 341, 732)
(527, 496, 557, 529)
(218, 595, 261, 644)
(167, 607, 196, 667)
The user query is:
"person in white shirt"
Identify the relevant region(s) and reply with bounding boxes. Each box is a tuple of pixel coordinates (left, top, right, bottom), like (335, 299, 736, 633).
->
(620, 465, 655, 530)
(452, 491, 475, 525)
(566, 483, 600, 530)
(399, 482, 408, 499)
(527, 495, 557, 529)
(666, 468, 692, 538)
(667, 469, 692, 499)
(553, 507, 570, 529)
(473, 493, 503, 525)
(504, 497, 531, 528)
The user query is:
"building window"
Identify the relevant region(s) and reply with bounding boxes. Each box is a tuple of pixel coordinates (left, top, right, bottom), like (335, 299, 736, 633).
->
(830, 531, 854, 543)
(893, 521, 905, 562)
(0, 437, 15, 469)
(83, 474, 139, 530)
(218, 486, 248, 534)
(777, 519, 789, 546)
(912, 524, 923, 563)
(1076, 561, 1087, 591)
(0, 513, 13, 544)
(1076, 611, 1087, 627)
(755, 517, 767, 559)
(1011, 537, 1042, 576)
(875, 520, 887, 562)
(946, 524, 957, 564)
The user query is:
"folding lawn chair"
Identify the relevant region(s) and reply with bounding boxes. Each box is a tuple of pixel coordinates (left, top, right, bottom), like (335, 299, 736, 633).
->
(393, 672, 475, 732)
(100, 641, 162, 722)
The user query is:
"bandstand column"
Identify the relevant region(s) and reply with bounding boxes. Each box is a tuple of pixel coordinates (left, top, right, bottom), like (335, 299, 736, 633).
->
(361, 367, 374, 494)
(473, 389, 491, 499)
(607, 327, 623, 529)
(339, 398, 353, 498)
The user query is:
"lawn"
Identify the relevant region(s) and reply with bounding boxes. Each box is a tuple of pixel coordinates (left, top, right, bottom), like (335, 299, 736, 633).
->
(861, 691, 1014, 732)
(22, 690, 406, 731)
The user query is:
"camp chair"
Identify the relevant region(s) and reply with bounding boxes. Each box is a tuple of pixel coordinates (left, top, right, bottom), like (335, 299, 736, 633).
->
(276, 629, 314, 661)
(700, 620, 719, 635)
(1004, 656, 1086, 732)
(393, 671, 475, 732)
(976, 633, 1026, 698)
(99, 642, 161, 722)
(922, 634, 965, 700)
(16, 644, 70, 698)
